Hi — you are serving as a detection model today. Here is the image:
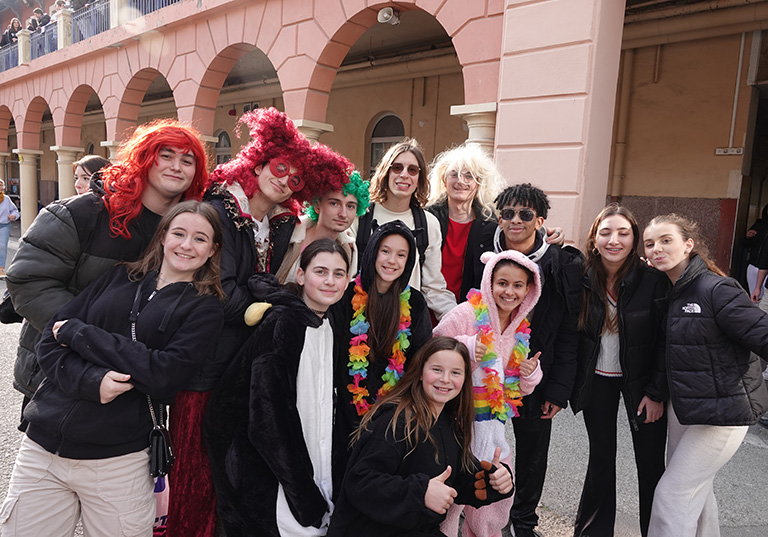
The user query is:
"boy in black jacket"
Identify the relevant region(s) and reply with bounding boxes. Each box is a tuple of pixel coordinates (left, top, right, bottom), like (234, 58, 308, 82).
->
(491, 183, 583, 537)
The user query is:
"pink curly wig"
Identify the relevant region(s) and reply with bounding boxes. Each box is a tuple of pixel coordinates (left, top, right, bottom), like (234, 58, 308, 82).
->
(206, 107, 321, 215)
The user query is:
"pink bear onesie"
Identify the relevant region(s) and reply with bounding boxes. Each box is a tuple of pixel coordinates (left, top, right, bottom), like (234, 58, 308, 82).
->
(434, 249, 543, 537)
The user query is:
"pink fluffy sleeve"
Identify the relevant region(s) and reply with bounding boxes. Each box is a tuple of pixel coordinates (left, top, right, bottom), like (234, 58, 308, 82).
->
(519, 361, 542, 396)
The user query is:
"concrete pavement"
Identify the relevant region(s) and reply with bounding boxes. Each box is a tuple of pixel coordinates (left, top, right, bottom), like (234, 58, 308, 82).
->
(0, 220, 767, 536)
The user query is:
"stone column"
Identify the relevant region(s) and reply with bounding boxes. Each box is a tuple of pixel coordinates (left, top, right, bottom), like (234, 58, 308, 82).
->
(0, 153, 9, 183)
(100, 140, 120, 163)
(50, 146, 83, 199)
(17, 29, 30, 65)
(57, 9, 73, 50)
(450, 103, 497, 155)
(294, 119, 334, 144)
(109, 0, 129, 29)
(12, 149, 44, 233)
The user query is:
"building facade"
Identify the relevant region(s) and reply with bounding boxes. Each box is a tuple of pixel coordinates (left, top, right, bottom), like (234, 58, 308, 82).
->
(0, 0, 765, 273)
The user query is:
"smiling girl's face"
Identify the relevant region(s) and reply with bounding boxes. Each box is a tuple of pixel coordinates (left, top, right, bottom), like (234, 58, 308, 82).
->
(160, 212, 217, 281)
(421, 349, 466, 417)
(374, 234, 409, 293)
(297, 252, 348, 312)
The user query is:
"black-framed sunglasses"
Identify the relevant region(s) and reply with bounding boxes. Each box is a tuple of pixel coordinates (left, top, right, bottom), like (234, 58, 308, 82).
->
(500, 208, 536, 222)
(389, 163, 420, 176)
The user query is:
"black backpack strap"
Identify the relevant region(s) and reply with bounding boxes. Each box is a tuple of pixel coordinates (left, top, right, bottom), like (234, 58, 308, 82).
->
(411, 204, 428, 270)
(356, 202, 375, 259)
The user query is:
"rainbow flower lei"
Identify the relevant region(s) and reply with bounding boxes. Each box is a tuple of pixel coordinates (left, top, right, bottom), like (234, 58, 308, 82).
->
(467, 289, 531, 422)
(347, 275, 412, 416)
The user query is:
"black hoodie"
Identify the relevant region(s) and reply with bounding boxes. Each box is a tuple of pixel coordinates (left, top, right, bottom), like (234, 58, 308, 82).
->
(26, 265, 223, 459)
(329, 221, 433, 459)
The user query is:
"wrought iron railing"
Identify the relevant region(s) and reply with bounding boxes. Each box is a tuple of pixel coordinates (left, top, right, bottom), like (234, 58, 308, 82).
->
(31, 25, 58, 60)
(130, 0, 181, 16)
(73, 0, 111, 43)
(0, 42, 18, 73)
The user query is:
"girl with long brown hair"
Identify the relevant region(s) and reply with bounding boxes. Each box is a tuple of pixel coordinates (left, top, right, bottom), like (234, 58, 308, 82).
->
(570, 204, 668, 537)
(330, 220, 432, 454)
(0, 201, 224, 536)
(327, 336, 514, 537)
(643, 213, 768, 537)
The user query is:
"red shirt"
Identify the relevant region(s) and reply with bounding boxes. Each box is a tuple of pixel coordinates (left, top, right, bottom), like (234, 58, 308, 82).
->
(442, 218, 473, 301)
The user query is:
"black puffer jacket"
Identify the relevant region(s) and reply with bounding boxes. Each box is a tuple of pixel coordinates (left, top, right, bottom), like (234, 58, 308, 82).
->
(6, 194, 161, 398)
(663, 254, 768, 426)
(426, 198, 496, 301)
(570, 262, 669, 429)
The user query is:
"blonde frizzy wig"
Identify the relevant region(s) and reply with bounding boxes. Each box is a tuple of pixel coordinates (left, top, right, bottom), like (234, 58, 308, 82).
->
(428, 143, 505, 221)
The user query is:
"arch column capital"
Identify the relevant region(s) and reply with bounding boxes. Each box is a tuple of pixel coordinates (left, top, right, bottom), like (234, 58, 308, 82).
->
(450, 103, 497, 155)
(100, 141, 121, 164)
(294, 119, 334, 144)
(51, 145, 84, 199)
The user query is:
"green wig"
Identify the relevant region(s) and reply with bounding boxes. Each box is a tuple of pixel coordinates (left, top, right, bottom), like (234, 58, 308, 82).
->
(304, 170, 370, 222)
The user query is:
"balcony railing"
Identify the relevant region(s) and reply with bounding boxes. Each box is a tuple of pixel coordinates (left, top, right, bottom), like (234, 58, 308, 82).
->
(30, 26, 58, 60)
(0, 42, 18, 71)
(131, 0, 180, 17)
(73, 0, 111, 43)
(0, 0, 181, 73)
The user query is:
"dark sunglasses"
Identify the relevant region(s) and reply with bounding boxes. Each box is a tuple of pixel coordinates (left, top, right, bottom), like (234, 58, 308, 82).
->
(389, 163, 420, 177)
(269, 159, 305, 192)
(500, 208, 536, 222)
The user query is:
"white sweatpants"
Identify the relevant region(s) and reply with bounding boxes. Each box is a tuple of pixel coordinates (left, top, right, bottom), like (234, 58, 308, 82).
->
(648, 404, 747, 537)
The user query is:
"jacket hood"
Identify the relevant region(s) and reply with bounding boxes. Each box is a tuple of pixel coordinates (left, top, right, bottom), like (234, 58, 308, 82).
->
(478, 249, 542, 334)
(493, 226, 550, 263)
(358, 220, 417, 293)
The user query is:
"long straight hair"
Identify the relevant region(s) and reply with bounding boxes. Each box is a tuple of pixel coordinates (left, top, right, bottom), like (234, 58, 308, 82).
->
(579, 204, 640, 332)
(645, 213, 726, 276)
(125, 201, 224, 299)
(353, 336, 476, 471)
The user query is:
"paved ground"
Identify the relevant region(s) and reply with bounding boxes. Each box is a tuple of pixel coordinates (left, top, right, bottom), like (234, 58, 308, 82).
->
(0, 220, 767, 537)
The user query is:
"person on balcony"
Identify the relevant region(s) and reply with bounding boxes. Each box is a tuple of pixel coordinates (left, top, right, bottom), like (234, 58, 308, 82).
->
(0, 18, 21, 47)
(33, 8, 51, 28)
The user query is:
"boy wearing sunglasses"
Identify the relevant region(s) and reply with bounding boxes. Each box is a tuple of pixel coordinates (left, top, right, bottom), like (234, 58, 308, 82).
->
(355, 138, 457, 320)
(492, 183, 583, 537)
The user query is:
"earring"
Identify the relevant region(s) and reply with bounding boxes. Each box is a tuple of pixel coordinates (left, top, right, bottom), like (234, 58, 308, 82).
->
(592, 247, 600, 256)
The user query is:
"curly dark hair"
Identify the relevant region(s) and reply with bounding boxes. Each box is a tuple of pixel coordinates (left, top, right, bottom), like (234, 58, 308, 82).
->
(494, 183, 550, 219)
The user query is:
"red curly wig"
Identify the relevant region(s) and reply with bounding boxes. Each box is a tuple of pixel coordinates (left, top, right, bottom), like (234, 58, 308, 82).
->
(207, 107, 327, 216)
(101, 119, 209, 239)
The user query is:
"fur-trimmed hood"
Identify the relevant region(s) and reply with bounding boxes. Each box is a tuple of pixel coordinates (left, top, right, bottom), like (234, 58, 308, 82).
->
(478, 249, 542, 335)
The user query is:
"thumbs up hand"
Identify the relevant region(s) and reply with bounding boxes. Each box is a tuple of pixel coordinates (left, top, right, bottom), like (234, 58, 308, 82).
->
(425, 466, 457, 514)
(519, 351, 541, 377)
(474, 447, 514, 499)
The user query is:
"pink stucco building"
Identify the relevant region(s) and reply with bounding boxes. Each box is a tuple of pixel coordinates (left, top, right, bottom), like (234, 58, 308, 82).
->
(1, 0, 767, 272)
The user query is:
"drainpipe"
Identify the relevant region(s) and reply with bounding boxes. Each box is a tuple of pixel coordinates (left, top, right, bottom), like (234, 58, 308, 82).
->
(611, 49, 634, 199)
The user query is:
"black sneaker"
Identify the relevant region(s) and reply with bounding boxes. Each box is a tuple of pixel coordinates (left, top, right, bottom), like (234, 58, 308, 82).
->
(759, 415, 768, 430)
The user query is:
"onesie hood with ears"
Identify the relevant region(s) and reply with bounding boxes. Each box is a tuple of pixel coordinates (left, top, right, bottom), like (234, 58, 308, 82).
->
(478, 249, 542, 334)
(358, 220, 417, 293)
